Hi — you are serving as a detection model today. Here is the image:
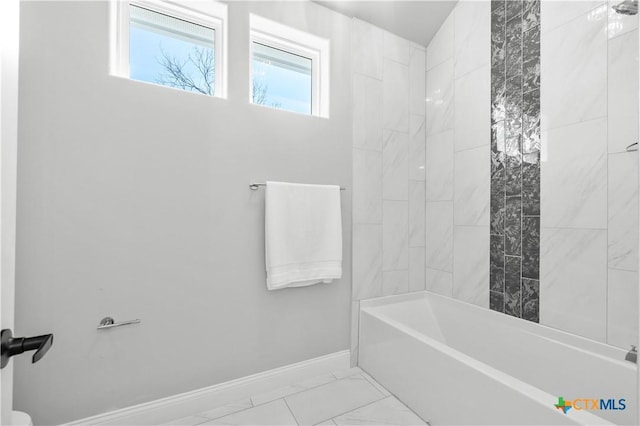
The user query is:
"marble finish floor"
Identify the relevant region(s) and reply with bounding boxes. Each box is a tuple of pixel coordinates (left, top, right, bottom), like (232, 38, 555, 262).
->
(164, 367, 427, 426)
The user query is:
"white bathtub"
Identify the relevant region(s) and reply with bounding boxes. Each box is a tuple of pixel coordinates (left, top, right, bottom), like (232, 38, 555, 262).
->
(358, 292, 637, 425)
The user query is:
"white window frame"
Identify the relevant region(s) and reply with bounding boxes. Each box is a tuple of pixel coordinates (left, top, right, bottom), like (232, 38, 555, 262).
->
(249, 14, 330, 118)
(110, 0, 228, 98)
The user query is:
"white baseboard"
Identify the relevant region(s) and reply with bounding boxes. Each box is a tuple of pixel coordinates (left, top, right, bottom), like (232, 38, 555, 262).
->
(64, 350, 350, 426)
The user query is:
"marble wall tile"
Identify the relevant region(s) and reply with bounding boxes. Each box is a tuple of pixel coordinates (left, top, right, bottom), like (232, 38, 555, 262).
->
(352, 19, 384, 80)
(454, 145, 490, 226)
(409, 47, 426, 116)
(608, 0, 639, 39)
(353, 148, 382, 224)
(490, 290, 505, 312)
(522, 152, 540, 216)
(352, 224, 382, 300)
(490, 234, 505, 292)
(505, 16, 523, 77)
(425, 268, 453, 297)
(506, 0, 523, 21)
(454, 1, 491, 78)
(454, 65, 491, 152)
(504, 255, 522, 317)
(522, 278, 539, 322)
(453, 226, 490, 308)
(427, 10, 454, 71)
(490, 175, 505, 235)
(382, 270, 409, 296)
(382, 201, 409, 270)
(607, 268, 639, 348)
(409, 115, 426, 181)
(505, 76, 522, 141)
(426, 130, 454, 201)
(383, 30, 411, 65)
(409, 180, 426, 247)
(522, 216, 540, 279)
(353, 74, 383, 151)
(522, 82, 540, 155)
(540, 118, 607, 229)
(409, 247, 426, 292)
(425, 201, 454, 272)
(505, 196, 522, 255)
(383, 59, 409, 133)
(540, 8, 607, 129)
(608, 152, 639, 271)
(426, 59, 454, 136)
(540, 1, 606, 34)
(505, 142, 522, 197)
(540, 227, 607, 342)
(382, 130, 409, 200)
(608, 30, 639, 154)
(523, 0, 540, 32)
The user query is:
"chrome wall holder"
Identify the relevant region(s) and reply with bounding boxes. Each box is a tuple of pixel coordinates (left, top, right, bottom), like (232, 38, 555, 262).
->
(97, 317, 141, 330)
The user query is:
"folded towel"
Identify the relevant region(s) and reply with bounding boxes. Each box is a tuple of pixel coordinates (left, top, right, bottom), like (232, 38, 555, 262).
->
(265, 181, 342, 290)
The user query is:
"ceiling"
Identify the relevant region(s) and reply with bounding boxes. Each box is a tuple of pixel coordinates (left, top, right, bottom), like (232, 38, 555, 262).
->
(314, 1, 457, 46)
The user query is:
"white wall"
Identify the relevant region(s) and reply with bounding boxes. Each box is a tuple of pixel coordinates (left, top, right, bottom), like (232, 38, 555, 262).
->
(350, 18, 426, 365)
(424, 1, 491, 305)
(540, 0, 638, 346)
(14, 2, 352, 424)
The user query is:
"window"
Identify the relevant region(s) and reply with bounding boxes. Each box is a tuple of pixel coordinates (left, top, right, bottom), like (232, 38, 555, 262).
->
(250, 15, 330, 117)
(111, 0, 227, 97)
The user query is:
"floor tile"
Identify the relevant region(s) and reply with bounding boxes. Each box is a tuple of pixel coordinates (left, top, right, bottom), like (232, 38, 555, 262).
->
(198, 399, 253, 421)
(360, 372, 391, 397)
(202, 399, 297, 426)
(251, 374, 336, 406)
(332, 367, 362, 379)
(314, 421, 336, 426)
(332, 396, 426, 425)
(164, 415, 209, 426)
(285, 375, 385, 425)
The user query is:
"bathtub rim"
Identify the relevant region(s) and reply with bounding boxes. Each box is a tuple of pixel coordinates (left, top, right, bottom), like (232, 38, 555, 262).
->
(360, 290, 635, 369)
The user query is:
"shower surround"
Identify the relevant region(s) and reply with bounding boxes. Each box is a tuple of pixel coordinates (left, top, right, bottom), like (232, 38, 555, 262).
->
(489, 0, 541, 320)
(424, 0, 638, 348)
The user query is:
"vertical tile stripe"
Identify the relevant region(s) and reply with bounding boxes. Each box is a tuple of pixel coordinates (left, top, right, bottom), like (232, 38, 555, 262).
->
(490, 0, 539, 322)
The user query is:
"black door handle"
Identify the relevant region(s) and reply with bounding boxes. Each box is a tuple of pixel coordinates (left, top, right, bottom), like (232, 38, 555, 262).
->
(0, 329, 53, 369)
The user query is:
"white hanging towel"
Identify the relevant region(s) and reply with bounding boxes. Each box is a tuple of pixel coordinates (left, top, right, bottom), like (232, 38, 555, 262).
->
(265, 181, 343, 290)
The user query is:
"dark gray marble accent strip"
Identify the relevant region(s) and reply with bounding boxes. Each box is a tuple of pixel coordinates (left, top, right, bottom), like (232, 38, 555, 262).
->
(490, 0, 539, 322)
(522, 278, 539, 322)
(504, 255, 522, 317)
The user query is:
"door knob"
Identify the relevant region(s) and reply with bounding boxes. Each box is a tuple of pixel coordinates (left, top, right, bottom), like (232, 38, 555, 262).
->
(0, 329, 53, 369)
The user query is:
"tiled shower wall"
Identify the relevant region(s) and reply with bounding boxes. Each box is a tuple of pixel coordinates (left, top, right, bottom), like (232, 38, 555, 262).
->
(425, 1, 491, 306)
(424, 0, 638, 349)
(539, 1, 638, 347)
(351, 18, 427, 364)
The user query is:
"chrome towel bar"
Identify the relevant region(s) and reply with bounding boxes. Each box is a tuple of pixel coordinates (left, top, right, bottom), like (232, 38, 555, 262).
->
(97, 317, 141, 330)
(249, 182, 346, 190)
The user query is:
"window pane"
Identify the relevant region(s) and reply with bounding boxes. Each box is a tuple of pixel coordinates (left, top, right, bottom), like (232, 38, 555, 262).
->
(129, 5, 215, 95)
(252, 42, 312, 114)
